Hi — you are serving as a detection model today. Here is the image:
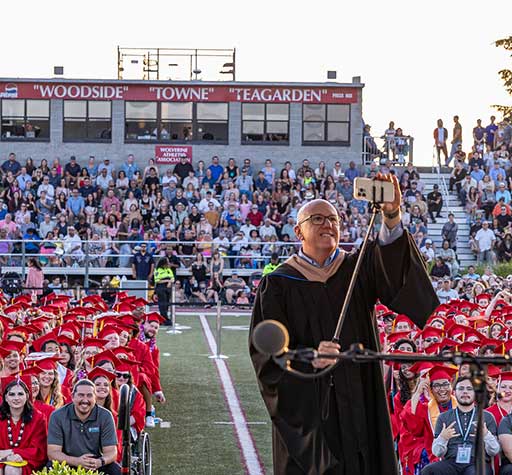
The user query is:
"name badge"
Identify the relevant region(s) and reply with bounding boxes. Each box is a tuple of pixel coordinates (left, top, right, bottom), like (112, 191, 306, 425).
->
(456, 444, 471, 464)
(88, 427, 100, 433)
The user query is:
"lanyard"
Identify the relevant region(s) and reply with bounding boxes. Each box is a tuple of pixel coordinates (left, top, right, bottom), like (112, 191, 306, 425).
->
(455, 408, 475, 443)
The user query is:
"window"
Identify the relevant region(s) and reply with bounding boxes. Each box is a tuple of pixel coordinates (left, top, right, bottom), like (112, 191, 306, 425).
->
(242, 103, 289, 144)
(125, 102, 228, 143)
(125, 102, 158, 141)
(1, 99, 50, 141)
(302, 104, 350, 145)
(63, 100, 111, 141)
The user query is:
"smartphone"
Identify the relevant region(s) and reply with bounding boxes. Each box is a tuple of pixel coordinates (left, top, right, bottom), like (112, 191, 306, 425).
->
(353, 177, 395, 203)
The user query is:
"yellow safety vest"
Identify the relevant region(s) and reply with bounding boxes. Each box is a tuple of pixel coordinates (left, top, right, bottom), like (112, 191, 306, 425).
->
(154, 267, 174, 284)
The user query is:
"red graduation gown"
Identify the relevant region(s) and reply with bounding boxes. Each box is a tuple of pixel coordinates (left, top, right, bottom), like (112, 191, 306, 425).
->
(0, 409, 47, 474)
(33, 400, 55, 428)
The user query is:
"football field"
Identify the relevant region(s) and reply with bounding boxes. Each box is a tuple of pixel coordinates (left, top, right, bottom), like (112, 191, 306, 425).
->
(148, 311, 273, 475)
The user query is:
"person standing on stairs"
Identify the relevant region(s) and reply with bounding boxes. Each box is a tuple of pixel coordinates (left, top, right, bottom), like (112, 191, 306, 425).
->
(442, 213, 458, 251)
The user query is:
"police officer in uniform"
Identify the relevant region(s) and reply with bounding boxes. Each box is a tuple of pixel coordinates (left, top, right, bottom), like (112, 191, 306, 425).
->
(154, 257, 175, 324)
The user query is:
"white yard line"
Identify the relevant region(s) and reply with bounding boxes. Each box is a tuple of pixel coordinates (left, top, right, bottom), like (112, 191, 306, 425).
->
(199, 314, 265, 475)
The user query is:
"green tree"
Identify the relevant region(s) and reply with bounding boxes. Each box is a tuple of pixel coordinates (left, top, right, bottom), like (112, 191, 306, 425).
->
(493, 36, 512, 118)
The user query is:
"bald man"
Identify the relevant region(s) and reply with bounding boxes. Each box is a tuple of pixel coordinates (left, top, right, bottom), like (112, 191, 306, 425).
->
(250, 175, 438, 475)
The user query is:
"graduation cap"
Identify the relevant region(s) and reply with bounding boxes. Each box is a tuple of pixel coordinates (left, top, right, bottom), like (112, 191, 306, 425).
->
(456, 342, 480, 353)
(87, 367, 116, 382)
(386, 332, 412, 345)
(499, 371, 512, 382)
(35, 356, 61, 371)
(57, 322, 80, 340)
(375, 303, 389, 316)
(31, 332, 59, 353)
(418, 326, 444, 341)
(392, 314, 415, 332)
(111, 347, 135, 359)
(82, 337, 108, 349)
(475, 293, 492, 307)
(408, 361, 434, 376)
(0, 375, 32, 396)
(88, 350, 121, 368)
(0, 315, 13, 330)
(57, 335, 78, 347)
(2, 304, 25, 314)
(38, 305, 61, 315)
(144, 312, 166, 324)
(480, 337, 503, 348)
(13, 295, 32, 305)
(81, 295, 105, 305)
(0, 340, 25, 354)
(131, 297, 149, 308)
(487, 365, 502, 379)
(113, 302, 136, 313)
(115, 358, 140, 376)
(427, 364, 458, 382)
(494, 299, 509, 309)
(20, 365, 43, 378)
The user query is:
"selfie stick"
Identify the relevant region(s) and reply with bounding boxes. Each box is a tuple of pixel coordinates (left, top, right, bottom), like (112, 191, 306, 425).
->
(332, 182, 386, 344)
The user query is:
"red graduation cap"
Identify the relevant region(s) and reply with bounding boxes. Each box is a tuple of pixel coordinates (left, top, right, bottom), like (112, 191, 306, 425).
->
(82, 337, 108, 349)
(81, 295, 105, 305)
(427, 364, 458, 382)
(57, 322, 80, 340)
(87, 367, 116, 382)
(31, 332, 60, 352)
(98, 326, 121, 340)
(35, 356, 61, 371)
(487, 365, 502, 378)
(392, 314, 415, 331)
(494, 299, 508, 309)
(418, 326, 444, 340)
(38, 305, 61, 315)
(0, 340, 25, 354)
(386, 331, 412, 345)
(88, 350, 121, 369)
(111, 347, 135, 359)
(408, 361, 434, 375)
(115, 358, 140, 374)
(144, 312, 166, 324)
(375, 303, 389, 316)
(114, 302, 136, 313)
(0, 315, 13, 330)
(13, 295, 32, 305)
(0, 375, 32, 396)
(456, 341, 480, 353)
(499, 371, 512, 382)
(475, 293, 492, 307)
(2, 304, 25, 314)
(57, 335, 78, 347)
(132, 297, 149, 307)
(20, 365, 43, 378)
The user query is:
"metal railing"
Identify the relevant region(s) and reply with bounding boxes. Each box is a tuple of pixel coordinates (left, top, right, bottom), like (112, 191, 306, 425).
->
(431, 145, 452, 215)
(362, 135, 414, 166)
(0, 238, 357, 285)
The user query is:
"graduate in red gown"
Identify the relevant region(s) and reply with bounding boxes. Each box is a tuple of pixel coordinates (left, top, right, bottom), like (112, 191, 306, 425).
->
(114, 361, 145, 434)
(0, 378, 47, 475)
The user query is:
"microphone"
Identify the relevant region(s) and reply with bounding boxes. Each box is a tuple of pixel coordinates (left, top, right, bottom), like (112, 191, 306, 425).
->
(252, 320, 319, 366)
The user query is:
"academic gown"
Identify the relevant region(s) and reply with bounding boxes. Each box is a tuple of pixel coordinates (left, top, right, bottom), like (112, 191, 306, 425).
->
(249, 231, 438, 475)
(0, 409, 47, 474)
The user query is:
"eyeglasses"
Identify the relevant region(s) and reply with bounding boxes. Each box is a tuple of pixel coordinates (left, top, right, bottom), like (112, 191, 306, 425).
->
(424, 337, 439, 343)
(298, 214, 339, 226)
(116, 372, 130, 379)
(431, 382, 451, 390)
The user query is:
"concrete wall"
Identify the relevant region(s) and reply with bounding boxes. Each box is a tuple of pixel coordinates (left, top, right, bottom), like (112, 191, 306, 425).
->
(0, 99, 363, 171)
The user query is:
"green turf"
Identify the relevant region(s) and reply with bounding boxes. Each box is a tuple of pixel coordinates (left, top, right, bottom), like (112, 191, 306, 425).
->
(147, 313, 273, 475)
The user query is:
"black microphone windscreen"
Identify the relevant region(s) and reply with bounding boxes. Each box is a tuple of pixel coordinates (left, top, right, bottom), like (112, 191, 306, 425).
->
(252, 320, 290, 356)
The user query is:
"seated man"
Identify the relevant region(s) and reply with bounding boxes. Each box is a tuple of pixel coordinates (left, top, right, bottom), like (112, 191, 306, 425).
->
(47, 379, 120, 475)
(223, 272, 247, 304)
(422, 376, 499, 475)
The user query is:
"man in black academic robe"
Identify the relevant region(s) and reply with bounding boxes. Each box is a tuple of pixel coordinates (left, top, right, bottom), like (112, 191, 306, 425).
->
(249, 179, 438, 475)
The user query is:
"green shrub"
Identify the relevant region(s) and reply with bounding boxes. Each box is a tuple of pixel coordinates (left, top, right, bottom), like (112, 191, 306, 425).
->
(33, 460, 103, 475)
(461, 261, 512, 278)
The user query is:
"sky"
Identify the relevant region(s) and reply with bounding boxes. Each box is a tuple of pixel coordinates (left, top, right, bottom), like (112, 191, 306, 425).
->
(1, 0, 511, 165)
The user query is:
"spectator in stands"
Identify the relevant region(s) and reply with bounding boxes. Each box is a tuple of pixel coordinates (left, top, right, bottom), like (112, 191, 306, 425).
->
(344, 161, 359, 183)
(442, 213, 458, 250)
(497, 233, 512, 263)
(427, 184, 443, 223)
(223, 272, 246, 305)
(437, 240, 459, 277)
(420, 239, 435, 264)
(434, 119, 449, 166)
(475, 220, 496, 264)
(436, 277, 459, 303)
(63, 156, 81, 178)
(431, 257, 451, 282)
(63, 226, 83, 266)
(206, 271, 223, 305)
(1, 152, 21, 176)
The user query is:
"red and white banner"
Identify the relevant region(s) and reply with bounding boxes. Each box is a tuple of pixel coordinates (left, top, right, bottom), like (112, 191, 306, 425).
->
(0, 81, 358, 104)
(155, 145, 192, 164)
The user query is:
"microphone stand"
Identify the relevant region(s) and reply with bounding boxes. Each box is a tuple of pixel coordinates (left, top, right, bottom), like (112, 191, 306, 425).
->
(274, 345, 507, 475)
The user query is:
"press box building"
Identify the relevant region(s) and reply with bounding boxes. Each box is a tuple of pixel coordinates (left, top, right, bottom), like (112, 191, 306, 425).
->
(0, 77, 364, 169)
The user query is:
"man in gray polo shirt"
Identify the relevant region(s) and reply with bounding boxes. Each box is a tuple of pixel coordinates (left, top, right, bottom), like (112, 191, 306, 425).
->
(47, 379, 120, 475)
(421, 376, 499, 475)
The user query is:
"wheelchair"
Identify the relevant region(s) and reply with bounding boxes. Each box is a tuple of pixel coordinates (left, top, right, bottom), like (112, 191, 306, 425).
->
(118, 384, 153, 475)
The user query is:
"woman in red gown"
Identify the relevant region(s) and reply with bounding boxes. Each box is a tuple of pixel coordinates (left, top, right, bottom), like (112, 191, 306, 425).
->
(0, 378, 47, 475)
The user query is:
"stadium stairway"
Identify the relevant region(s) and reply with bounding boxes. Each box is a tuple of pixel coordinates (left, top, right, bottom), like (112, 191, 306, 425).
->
(418, 169, 476, 269)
